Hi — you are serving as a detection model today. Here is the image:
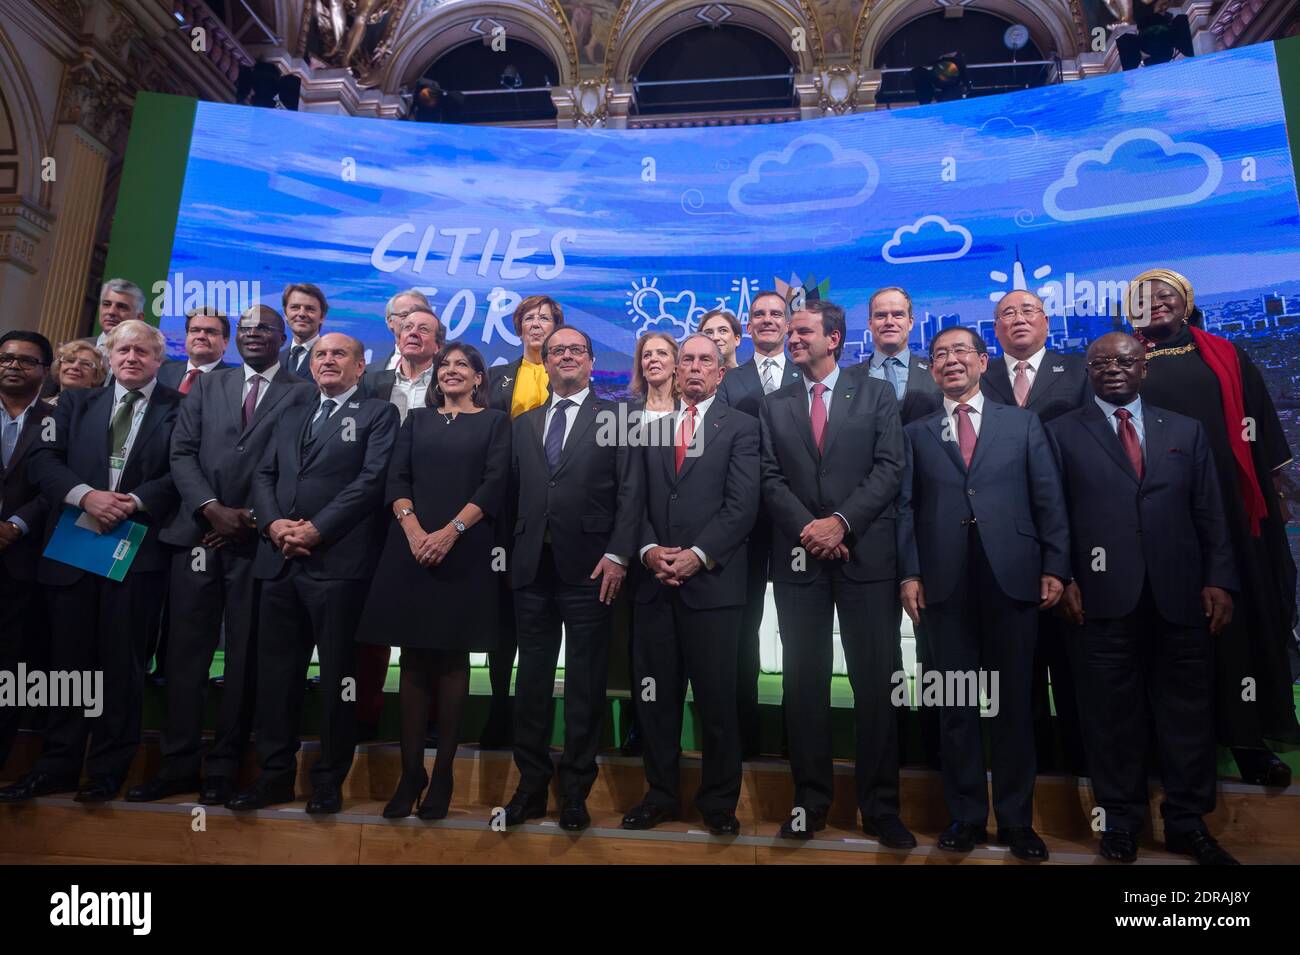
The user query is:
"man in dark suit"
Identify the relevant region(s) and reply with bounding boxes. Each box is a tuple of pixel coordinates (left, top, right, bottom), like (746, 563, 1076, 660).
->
(858, 287, 943, 425)
(277, 283, 328, 380)
(227, 333, 398, 814)
(0, 320, 181, 803)
(1049, 332, 1238, 865)
(716, 290, 800, 757)
(898, 325, 1070, 860)
(157, 307, 231, 394)
(981, 289, 1091, 775)
(0, 331, 54, 768)
(125, 306, 312, 806)
(760, 300, 913, 847)
(504, 325, 642, 831)
(620, 333, 759, 835)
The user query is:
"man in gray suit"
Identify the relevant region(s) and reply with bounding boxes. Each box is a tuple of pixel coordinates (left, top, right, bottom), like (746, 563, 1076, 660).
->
(127, 305, 312, 806)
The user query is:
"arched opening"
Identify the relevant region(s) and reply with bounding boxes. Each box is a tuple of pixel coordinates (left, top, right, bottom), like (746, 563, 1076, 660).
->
(874, 10, 1051, 106)
(414, 38, 559, 124)
(631, 24, 796, 116)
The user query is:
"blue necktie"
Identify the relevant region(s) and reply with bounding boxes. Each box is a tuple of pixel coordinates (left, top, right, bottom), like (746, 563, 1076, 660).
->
(884, 357, 905, 401)
(544, 398, 573, 474)
(304, 398, 336, 452)
(1, 417, 18, 469)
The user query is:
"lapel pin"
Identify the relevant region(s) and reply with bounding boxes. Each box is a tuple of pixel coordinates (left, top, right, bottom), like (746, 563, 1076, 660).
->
(1052, 365, 1065, 373)
(501, 376, 512, 386)
(348, 402, 359, 409)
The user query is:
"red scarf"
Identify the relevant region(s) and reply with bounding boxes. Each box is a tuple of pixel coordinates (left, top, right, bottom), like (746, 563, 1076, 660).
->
(1183, 326, 1269, 536)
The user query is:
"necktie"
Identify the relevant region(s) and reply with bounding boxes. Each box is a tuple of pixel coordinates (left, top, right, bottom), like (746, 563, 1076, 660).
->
(761, 358, 777, 395)
(179, 368, 202, 395)
(242, 374, 262, 430)
(1012, 360, 1031, 407)
(954, 403, 977, 468)
(544, 398, 573, 474)
(884, 357, 905, 401)
(291, 345, 306, 374)
(1, 417, 18, 469)
(810, 382, 828, 455)
(1114, 407, 1144, 480)
(307, 398, 336, 447)
(109, 390, 143, 459)
(675, 404, 697, 475)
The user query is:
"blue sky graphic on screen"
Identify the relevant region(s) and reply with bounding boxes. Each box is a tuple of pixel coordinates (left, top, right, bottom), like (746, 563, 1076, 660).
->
(166, 42, 1300, 394)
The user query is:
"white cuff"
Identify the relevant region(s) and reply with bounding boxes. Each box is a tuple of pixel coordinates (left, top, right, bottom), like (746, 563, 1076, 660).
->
(603, 552, 628, 567)
(65, 484, 93, 508)
(639, 543, 657, 565)
(690, 546, 715, 570)
(4, 516, 27, 536)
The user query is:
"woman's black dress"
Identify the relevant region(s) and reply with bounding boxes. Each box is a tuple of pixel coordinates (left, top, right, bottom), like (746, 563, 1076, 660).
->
(1140, 326, 1299, 746)
(356, 407, 511, 651)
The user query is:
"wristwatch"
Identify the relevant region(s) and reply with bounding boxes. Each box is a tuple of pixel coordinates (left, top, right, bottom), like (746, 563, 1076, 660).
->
(396, 507, 415, 522)
(452, 519, 467, 534)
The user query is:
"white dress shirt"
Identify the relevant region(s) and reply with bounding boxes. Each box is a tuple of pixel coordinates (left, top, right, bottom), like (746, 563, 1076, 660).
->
(942, 389, 986, 438)
(314, 384, 359, 419)
(754, 351, 788, 391)
(1094, 395, 1146, 452)
(391, 361, 434, 420)
(2, 395, 42, 534)
(288, 335, 319, 370)
(386, 348, 402, 371)
(65, 378, 159, 512)
(543, 387, 626, 566)
(185, 358, 223, 375)
(1004, 345, 1046, 393)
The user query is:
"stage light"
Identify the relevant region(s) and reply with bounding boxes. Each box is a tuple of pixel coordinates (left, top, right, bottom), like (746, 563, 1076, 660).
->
(1116, 5, 1194, 71)
(235, 62, 300, 110)
(910, 51, 969, 105)
(500, 64, 522, 89)
(409, 79, 465, 122)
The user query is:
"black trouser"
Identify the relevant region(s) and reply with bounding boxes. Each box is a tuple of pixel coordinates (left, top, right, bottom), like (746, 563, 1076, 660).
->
(922, 527, 1037, 829)
(159, 543, 259, 781)
(1032, 609, 1087, 773)
(632, 590, 741, 814)
(512, 545, 612, 802)
(486, 574, 517, 727)
(254, 568, 365, 789)
(774, 569, 901, 818)
(736, 527, 770, 755)
(907, 610, 941, 768)
(0, 570, 47, 769)
(34, 571, 165, 787)
(1068, 586, 1215, 837)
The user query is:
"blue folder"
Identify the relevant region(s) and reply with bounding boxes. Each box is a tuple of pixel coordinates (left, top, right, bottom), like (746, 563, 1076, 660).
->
(42, 504, 146, 582)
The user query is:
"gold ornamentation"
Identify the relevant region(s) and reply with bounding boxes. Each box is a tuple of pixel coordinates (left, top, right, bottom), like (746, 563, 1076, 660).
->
(1144, 342, 1197, 358)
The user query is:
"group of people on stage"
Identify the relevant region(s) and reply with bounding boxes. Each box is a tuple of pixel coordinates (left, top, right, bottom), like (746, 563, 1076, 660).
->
(0, 268, 1295, 866)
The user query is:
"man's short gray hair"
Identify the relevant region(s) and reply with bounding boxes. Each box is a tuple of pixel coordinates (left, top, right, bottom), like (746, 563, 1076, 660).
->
(680, 332, 723, 363)
(386, 288, 431, 318)
(100, 278, 145, 316)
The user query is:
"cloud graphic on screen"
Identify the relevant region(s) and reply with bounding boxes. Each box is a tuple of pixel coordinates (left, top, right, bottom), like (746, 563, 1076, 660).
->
(1042, 128, 1223, 222)
(727, 133, 879, 216)
(638, 315, 691, 340)
(960, 116, 1040, 150)
(881, 215, 973, 264)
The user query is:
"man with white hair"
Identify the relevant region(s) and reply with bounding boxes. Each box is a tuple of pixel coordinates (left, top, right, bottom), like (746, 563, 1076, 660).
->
(94, 279, 147, 358)
(0, 319, 182, 804)
(369, 288, 432, 373)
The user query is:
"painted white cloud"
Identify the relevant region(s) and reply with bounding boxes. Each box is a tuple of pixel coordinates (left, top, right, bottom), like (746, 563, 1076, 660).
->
(727, 133, 879, 216)
(881, 215, 973, 264)
(1042, 127, 1223, 223)
(960, 116, 1039, 150)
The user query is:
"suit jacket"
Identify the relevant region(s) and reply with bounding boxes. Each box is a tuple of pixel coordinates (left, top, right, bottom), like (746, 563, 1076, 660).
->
(28, 384, 182, 585)
(717, 355, 802, 418)
(760, 373, 904, 584)
(157, 359, 230, 392)
(510, 391, 643, 589)
(982, 349, 1090, 423)
(361, 369, 397, 403)
(1047, 401, 1237, 626)
(858, 351, 944, 424)
(278, 341, 317, 381)
(162, 365, 314, 548)
(634, 399, 759, 609)
(251, 394, 399, 581)
(898, 396, 1070, 605)
(0, 398, 54, 582)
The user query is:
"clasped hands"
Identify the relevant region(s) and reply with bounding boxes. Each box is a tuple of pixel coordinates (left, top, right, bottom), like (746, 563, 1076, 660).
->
(80, 489, 139, 533)
(201, 502, 256, 549)
(404, 521, 459, 568)
(801, 516, 849, 561)
(643, 546, 702, 588)
(267, 518, 321, 558)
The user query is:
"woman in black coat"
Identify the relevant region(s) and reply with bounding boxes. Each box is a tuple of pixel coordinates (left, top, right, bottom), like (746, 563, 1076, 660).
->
(357, 343, 511, 818)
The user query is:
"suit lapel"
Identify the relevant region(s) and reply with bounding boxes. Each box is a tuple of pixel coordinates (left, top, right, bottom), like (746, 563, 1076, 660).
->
(983, 358, 1014, 405)
(926, 411, 966, 475)
(302, 396, 353, 468)
(674, 401, 724, 486)
(1141, 410, 1168, 488)
(1026, 350, 1066, 408)
(6, 400, 51, 474)
(120, 389, 175, 487)
(528, 402, 546, 461)
(240, 370, 296, 439)
(1080, 402, 1140, 484)
(819, 374, 856, 460)
(88, 388, 114, 483)
(554, 395, 600, 477)
(907, 356, 931, 393)
(967, 399, 1001, 474)
(783, 385, 819, 461)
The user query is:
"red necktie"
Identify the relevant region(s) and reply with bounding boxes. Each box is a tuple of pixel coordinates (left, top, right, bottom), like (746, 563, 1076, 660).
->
(1012, 360, 1031, 407)
(179, 368, 202, 395)
(954, 403, 977, 467)
(242, 374, 262, 429)
(810, 382, 828, 454)
(675, 405, 697, 474)
(1114, 407, 1143, 479)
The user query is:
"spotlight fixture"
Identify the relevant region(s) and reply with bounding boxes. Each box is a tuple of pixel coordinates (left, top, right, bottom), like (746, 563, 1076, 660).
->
(910, 51, 969, 105)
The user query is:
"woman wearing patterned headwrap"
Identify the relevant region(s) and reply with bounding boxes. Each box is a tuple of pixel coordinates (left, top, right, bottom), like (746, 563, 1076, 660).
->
(1127, 268, 1299, 787)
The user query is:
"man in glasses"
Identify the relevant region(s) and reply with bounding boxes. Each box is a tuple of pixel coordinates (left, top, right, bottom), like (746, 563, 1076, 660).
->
(504, 326, 642, 831)
(0, 331, 54, 768)
(982, 289, 1091, 777)
(898, 325, 1069, 860)
(157, 307, 231, 395)
(1047, 332, 1237, 865)
(368, 288, 432, 375)
(128, 306, 312, 806)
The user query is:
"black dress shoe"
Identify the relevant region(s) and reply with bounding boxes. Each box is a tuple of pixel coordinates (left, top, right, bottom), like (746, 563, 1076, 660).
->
(226, 778, 296, 811)
(1100, 829, 1139, 863)
(703, 809, 741, 836)
(777, 807, 827, 841)
(417, 775, 453, 821)
(559, 800, 591, 831)
(863, 814, 918, 850)
(1233, 748, 1292, 788)
(503, 791, 547, 827)
(0, 771, 79, 803)
(74, 775, 119, 803)
(1166, 829, 1239, 865)
(937, 821, 988, 853)
(126, 775, 201, 802)
(621, 801, 680, 830)
(198, 778, 233, 806)
(997, 826, 1049, 862)
(306, 784, 342, 815)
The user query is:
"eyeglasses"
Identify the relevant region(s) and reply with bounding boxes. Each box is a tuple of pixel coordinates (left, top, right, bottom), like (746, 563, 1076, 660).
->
(547, 344, 590, 358)
(998, 305, 1044, 320)
(60, 357, 99, 371)
(1086, 356, 1143, 370)
(931, 345, 979, 362)
(0, 354, 46, 370)
(237, 323, 279, 336)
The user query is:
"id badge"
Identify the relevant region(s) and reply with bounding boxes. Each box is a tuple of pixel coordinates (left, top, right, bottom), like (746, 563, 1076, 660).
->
(109, 455, 125, 470)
